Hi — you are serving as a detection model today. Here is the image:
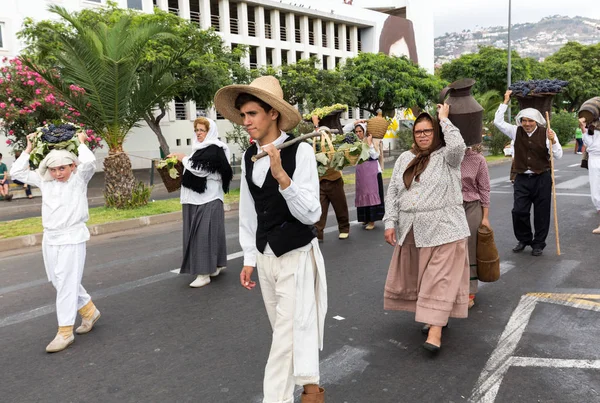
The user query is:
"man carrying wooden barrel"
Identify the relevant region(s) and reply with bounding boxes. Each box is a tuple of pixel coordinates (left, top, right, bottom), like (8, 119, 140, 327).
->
(494, 90, 563, 256)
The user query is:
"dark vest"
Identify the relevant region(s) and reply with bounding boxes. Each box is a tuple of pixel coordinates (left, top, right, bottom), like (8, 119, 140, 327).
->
(244, 139, 316, 257)
(513, 126, 551, 174)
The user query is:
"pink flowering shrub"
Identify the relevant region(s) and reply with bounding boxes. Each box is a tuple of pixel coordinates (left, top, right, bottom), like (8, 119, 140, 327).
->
(0, 57, 102, 152)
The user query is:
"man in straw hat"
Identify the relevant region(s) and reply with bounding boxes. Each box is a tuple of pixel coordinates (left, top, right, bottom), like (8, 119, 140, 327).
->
(494, 90, 563, 256)
(214, 76, 327, 403)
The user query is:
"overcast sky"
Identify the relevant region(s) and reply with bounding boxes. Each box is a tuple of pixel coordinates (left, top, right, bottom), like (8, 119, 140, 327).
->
(433, 0, 600, 37)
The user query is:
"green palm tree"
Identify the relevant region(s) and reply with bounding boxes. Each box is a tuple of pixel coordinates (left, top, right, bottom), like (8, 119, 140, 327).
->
(23, 5, 185, 208)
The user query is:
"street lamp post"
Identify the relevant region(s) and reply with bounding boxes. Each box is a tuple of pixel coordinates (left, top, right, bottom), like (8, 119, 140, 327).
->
(507, 0, 512, 122)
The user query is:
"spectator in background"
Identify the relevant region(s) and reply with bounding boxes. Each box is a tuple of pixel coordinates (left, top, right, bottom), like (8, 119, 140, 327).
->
(575, 127, 583, 155)
(0, 153, 13, 201)
(12, 151, 34, 199)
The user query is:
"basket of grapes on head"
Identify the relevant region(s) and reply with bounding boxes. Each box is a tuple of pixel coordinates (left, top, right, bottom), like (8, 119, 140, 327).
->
(29, 121, 88, 168)
(508, 79, 569, 118)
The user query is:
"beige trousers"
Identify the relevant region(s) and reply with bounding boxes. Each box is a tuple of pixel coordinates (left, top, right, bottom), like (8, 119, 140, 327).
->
(257, 250, 319, 403)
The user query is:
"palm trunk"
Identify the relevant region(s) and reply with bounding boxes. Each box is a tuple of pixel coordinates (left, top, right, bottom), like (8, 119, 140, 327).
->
(103, 146, 138, 208)
(144, 107, 170, 157)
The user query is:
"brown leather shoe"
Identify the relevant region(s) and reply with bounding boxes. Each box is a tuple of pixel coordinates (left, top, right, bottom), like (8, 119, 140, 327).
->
(301, 387, 325, 403)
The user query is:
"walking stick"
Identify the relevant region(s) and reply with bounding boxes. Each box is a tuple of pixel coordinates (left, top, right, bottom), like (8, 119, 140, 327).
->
(545, 111, 561, 255)
(251, 128, 339, 162)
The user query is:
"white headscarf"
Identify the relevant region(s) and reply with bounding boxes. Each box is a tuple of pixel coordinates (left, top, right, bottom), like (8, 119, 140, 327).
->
(192, 118, 230, 162)
(354, 122, 367, 138)
(515, 108, 546, 128)
(38, 149, 79, 181)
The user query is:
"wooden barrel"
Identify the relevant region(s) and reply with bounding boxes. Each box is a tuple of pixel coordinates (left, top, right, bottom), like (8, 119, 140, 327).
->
(578, 97, 600, 124)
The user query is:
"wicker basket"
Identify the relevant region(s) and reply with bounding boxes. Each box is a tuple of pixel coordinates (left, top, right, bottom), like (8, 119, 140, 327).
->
(312, 130, 361, 167)
(157, 161, 184, 193)
(367, 111, 390, 139)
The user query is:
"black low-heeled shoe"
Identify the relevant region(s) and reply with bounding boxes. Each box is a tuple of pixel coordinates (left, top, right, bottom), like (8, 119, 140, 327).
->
(421, 323, 449, 335)
(422, 342, 441, 353)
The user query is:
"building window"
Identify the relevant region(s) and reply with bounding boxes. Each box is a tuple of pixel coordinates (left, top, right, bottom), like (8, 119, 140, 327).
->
(0, 23, 4, 49)
(186, 138, 192, 146)
(176, 139, 181, 146)
(280, 13, 287, 41)
(127, 0, 143, 10)
(168, 0, 179, 15)
(174, 98, 187, 120)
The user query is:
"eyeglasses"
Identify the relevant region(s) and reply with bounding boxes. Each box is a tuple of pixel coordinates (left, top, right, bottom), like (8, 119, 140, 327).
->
(414, 129, 434, 137)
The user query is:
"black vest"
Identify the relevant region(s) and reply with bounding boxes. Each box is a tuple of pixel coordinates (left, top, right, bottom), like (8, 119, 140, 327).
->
(513, 126, 551, 174)
(244, 139, 316, 257)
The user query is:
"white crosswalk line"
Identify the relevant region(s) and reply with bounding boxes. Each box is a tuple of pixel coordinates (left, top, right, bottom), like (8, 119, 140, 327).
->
(555, 175, 589, 190)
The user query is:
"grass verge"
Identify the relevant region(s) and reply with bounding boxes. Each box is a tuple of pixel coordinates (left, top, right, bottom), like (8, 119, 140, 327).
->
(485, 154, 512, 163)
(0, 189, 242, 240)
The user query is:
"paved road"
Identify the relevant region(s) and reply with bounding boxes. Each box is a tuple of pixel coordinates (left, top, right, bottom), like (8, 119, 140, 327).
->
(1, 153, 599, 402)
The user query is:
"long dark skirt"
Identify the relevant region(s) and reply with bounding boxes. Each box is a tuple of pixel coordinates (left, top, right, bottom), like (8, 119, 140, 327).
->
(181, 199, 227, 275)
(357, 173, 385, 223)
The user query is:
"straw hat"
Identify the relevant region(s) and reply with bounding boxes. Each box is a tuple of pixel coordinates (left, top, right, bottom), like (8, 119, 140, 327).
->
(214, 76, 301, 132)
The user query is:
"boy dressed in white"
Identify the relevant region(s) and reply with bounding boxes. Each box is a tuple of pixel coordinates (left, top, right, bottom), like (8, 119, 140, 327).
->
(10, 132, 101, 353)
(215, 76, 327, 403)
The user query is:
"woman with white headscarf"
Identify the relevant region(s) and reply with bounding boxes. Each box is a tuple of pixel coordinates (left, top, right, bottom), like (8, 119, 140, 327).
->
(578, 118, 600, 234)
(343, 120, 385, 230)
(494, 90, 562, 257)
(169, 117, 233, 288)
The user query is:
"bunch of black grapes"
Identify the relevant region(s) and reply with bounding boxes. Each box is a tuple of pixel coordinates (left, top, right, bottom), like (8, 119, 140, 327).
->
(508, 79, 569, 97)
(343, 132, 357, 144)
(41, 123, 77, 143)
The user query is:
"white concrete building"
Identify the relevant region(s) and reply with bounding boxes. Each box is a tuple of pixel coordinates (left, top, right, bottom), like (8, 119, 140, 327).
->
(0, 0, 433, 168)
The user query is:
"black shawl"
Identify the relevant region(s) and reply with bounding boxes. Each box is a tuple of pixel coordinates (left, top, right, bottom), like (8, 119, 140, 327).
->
(181, 145, 233, 195)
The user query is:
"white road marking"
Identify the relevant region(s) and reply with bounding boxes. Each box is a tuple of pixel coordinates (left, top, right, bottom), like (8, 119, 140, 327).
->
(554, 175, 589, 190)
(568, 163, 581, 167)
(469, 294, 538, 403)
(491, 190, 591, 197)
(470, 291, 600, 403)
(333, 315, 345, 321)
(510, 357, 600, 369)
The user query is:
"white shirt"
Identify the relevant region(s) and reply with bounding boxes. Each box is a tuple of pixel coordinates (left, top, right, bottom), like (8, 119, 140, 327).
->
(342, 121, 382, 172)
(239, 132, 322, 267)
(494, 104, 563, 173)
(179, 155, 224, 205)
(582, 128, 600, 156)
(10, 145, 96, 245)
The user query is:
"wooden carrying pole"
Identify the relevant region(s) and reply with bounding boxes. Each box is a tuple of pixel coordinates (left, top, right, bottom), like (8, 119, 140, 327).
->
(545, 111, 561, 255)
(251, 128, 339, 162)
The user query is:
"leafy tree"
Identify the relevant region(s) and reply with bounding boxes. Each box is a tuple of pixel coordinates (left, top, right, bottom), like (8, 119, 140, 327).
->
(18, 2, 249, 156)
(225, 123, 252, 153)
(544, 42, 600, 112)
(550, 110, 578, 146)
(23, 5, 184, 208)
(341, 53, 445, 115)
(438, 46, 540, 95)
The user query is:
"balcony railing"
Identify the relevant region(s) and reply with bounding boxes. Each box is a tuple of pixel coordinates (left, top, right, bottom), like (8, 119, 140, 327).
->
(334, 37, 340, 50)
(211, 15, 220, 31)
(230, 18, 239, 34)
(190, 11, 201, 26)
(280, 26, 287, 41)
(358, 40, 362, 52)
(265, 24, 272, 39)
(248, 21, 256, 37)
(346, 38, 351, 52)
(249, 62, 258, 69)
(168, 7, 179, 16)
(175, 102, 187, 120)
(295, 28, 301, 43)
(308, 32, 315, 46)
(322, 34, 328, 47)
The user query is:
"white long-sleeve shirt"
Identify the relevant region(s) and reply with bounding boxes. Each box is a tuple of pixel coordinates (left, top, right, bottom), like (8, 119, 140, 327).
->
(342, 121, 382, 172)
(494, 104, 563, 168)
(10, 145, 96, 245)
(179, 154, 224, 205)
(582, 128, 600, 156)
(239, 132, 321, 267)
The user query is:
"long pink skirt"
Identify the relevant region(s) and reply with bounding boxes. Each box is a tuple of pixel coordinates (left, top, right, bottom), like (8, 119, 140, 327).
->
(383, 229, 469, 326)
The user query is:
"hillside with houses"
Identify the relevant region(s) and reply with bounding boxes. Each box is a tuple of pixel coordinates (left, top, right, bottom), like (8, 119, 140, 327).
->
(435, 15, 600, 65)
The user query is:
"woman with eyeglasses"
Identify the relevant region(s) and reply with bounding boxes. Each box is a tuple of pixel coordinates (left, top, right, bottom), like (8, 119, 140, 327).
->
(343, 120, 385, 231)
(168, 117, 233, 288)
(382, 104, 470, 353)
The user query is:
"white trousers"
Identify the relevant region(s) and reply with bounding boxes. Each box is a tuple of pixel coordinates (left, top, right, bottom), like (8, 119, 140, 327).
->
(42, 241, 91, 326)
(257, 250, 319, 403)
(589, 155, 600, 211)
